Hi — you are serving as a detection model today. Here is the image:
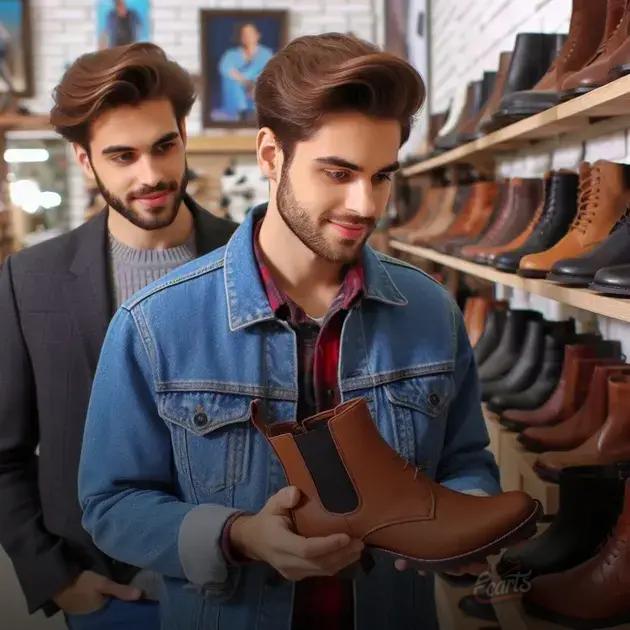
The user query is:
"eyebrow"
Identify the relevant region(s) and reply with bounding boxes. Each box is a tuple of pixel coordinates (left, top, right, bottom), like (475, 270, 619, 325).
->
(101, 131, 180, 156)
(314, 156, 400, 174)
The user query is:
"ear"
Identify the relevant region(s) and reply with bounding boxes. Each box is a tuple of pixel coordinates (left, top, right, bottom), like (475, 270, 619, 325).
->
(73, 143, 95, 181)
(256, 127, 282, 182)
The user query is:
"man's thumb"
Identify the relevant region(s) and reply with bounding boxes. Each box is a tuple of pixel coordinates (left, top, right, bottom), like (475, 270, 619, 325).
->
(267, 486, 300, 513)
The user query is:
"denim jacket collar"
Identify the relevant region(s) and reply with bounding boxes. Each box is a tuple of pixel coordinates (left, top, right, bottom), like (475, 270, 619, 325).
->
(224, 204, 407, 332)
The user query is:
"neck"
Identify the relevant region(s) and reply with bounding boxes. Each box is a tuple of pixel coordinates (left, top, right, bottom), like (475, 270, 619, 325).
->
(107, 199, 194, 250)
(258, 200, 345, 318)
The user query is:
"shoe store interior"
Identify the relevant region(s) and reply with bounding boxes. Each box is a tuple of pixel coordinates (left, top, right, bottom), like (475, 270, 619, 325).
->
(3, 0, 630, 629)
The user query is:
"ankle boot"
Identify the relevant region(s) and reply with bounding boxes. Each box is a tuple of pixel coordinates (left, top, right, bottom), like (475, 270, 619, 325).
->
(549, 210, 630, 287)
(520, 363, 630, 453)
(494, 170, 579, 273)
(561, 0, 630, 99)
(498, 464, 627, 580)
(460, 178, 542, 261)
(252, 398, 541, 570)
(473, 309, 507, 366)
(484, 33, 567, 132)
(390, 187, 445, 239)
(477, 310, 543, 382)
(524, 477, 630, 628)
(435, 81, 481, 151)
(474, 51, 512, 137)
(456, 71, 498, 144)
(495, 0, 608, 120)
(481, 318, 546, 401)
(467, 297, 502, 348)
(500, 340, 622, 432)
(407, 185, 471, 245)
(520, 161, 630, 278)
(535, 375, 630, 482)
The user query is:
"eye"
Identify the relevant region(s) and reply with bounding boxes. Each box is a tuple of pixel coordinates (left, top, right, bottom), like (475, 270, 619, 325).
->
(324, 170, 349, 182)
(155, 142, 175, 155)
(111, 152, 134, 164)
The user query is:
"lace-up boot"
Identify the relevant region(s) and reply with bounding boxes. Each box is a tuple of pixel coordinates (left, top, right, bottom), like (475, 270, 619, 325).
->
(519, 161, 630, 278)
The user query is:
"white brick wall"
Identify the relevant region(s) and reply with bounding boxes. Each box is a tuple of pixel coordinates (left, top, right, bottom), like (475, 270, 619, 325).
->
(18, 0, 382, 228)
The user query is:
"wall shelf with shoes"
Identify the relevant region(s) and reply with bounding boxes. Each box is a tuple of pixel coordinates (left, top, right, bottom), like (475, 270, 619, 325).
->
(402, 74, 630, 177)
(390, 239, 630, 324)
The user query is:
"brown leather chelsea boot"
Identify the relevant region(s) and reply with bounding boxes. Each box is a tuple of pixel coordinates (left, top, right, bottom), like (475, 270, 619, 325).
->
(252, 398, 542, 571)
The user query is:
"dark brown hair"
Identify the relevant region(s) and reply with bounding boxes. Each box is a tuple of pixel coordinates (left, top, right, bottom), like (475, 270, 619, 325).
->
(255, 33, 425, 158)
(50, 42, 196, 149)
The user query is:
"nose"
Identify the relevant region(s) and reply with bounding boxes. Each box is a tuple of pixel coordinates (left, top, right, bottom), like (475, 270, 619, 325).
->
(135, 155, 162, 189)
(345, 178, 378, 219)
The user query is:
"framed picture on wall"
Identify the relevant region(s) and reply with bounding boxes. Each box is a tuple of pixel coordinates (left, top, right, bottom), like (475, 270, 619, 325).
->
(0, 0, 33, 97)
(201, 9, 288, 128)
(96, 0, 151, 50)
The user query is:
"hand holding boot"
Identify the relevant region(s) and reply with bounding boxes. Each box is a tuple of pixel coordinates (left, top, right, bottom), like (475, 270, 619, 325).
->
(230, 486, 365, 581)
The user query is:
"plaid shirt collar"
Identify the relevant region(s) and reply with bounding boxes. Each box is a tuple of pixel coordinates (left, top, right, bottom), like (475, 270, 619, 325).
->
(253, 219, 364, 325)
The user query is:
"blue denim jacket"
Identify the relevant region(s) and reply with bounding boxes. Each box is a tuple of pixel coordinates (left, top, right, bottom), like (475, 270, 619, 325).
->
(79, 205, 500, 630)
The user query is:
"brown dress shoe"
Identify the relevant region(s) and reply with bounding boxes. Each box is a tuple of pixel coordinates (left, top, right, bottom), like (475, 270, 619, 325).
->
(519, 161, 630, 278)
(561, 0, 630, 99)
(252, 398, 542, 571)
(519, 363, 630, 453)
(500, 341, 622, 432)
(535, 375, 630, 482)
(524, 479, 630, 628)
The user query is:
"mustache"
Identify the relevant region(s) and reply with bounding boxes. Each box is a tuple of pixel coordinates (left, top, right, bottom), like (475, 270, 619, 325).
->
(129, 181, 178, 200)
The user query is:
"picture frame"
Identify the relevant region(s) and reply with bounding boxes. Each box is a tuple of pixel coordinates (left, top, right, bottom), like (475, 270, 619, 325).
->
(96, 0, 151, 50)
(0, 0, 33, 97)
(200, 9, 288, 129)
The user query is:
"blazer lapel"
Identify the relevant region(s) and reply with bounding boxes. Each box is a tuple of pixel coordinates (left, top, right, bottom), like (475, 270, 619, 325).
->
(64, 210, 112, 374)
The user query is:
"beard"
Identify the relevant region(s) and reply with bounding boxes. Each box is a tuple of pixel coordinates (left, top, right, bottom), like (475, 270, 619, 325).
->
(92, 161, 189, 231)
(275, 165, 375, 265)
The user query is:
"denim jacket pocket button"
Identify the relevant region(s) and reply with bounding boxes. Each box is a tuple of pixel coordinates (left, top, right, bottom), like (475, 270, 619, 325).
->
(193, 411, 208, 428)
(428, 393, 441, 407)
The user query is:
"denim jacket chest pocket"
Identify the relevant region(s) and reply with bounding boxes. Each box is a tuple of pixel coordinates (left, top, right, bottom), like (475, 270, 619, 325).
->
(157, 390, 253, 502)
(383, 371, 455, 473)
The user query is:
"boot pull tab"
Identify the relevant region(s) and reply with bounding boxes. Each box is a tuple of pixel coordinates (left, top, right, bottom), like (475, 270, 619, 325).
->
(250, 399, 269, 436)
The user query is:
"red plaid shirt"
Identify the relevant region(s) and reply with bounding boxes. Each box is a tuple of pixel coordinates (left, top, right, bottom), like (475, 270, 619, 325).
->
(256, 219, 363, 629)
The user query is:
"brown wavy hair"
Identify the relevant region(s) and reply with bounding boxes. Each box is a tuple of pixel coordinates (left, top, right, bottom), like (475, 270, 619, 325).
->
(50, 43, 195, 149)
(255, 33, 425, 159)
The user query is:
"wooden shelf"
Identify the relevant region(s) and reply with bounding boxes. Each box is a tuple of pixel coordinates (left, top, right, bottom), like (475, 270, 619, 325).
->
(186, 134, 256, 154)
(390, 240, 630, 323)
(402, 74, 630, 177)
(0, 113, 51, 131)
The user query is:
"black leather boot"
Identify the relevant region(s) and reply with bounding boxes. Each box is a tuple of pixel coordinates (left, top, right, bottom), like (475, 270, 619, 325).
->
(474, 309, 507, 367)
(483, 33, 567, 132)
(485, 320, 575, 410)
(481, 318, 546, 401)
(478, 310, 543, 382)
(591, 261, 630, 296)
(494, 171, 579, 273)
(497, 464, 628, 580)
(551, 213, 630, 286)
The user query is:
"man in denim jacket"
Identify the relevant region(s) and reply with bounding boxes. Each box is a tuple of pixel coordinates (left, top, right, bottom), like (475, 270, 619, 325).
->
(80, 33, 500, 630)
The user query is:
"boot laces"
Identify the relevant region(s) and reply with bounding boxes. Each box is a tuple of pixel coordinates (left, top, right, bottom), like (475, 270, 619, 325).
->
(571, 168, 599, 234)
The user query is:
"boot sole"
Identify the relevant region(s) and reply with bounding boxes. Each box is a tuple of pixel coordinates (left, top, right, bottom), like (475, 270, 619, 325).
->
(589, 282, 630, 297)
(373, 501, 542, 572)
(546, 272, 592, 287)
(517, 269, 549, 279)
(524, 599, 630, 629)
(533, 461, 561, 484)
(559, 86, 596, 102)
(493, 261, 519, 273)
(499, 417, 528, 432)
